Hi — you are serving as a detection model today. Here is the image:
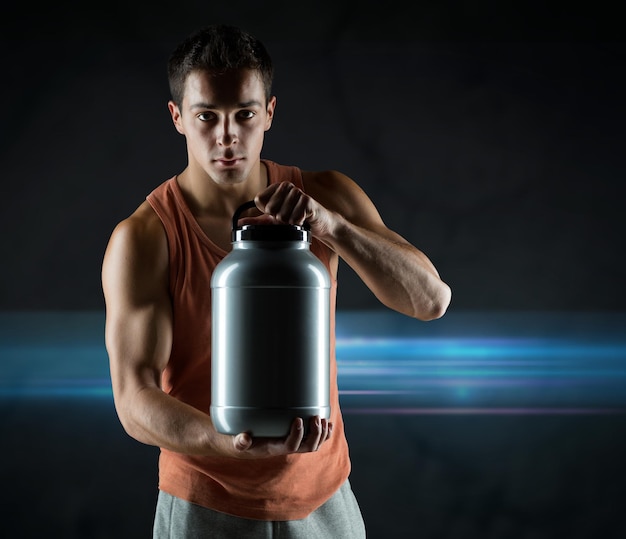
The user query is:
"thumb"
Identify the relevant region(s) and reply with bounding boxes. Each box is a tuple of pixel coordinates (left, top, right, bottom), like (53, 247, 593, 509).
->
(233, 432, 252, 452)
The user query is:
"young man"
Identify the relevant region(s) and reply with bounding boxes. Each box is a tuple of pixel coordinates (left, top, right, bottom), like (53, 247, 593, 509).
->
(102, 24, 451, 538)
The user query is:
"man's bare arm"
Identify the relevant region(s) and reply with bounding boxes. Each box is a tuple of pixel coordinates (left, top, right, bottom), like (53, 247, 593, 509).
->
(102, 203, 331, 458)
(255, 172, 452, 321)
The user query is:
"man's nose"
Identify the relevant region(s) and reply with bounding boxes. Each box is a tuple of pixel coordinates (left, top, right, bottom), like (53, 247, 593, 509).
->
(217, 118, 238, 146)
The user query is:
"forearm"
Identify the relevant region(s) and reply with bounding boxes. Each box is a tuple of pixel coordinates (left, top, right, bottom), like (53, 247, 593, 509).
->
(116, 385, 234, 457)
(323, 216, 451, 320)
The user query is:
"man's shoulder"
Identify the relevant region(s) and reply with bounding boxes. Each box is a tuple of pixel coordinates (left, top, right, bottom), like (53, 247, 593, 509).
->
(109, 200, 165, 252)
(302, 169, 360, 202)
(117, 175, 176, 237)
(102, 199, 169, 299)
(301, 169, 379, 225)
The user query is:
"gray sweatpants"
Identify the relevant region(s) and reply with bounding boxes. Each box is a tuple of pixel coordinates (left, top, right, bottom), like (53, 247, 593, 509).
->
(153, 479, 366, 538)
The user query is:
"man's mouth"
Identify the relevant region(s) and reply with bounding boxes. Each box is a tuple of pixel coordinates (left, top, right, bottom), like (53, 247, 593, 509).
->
(215, 157, 243, 167)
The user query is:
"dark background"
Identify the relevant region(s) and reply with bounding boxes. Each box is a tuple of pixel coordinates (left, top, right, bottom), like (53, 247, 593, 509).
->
(1, 2, 626, 538)
(1, 1, 625, 312)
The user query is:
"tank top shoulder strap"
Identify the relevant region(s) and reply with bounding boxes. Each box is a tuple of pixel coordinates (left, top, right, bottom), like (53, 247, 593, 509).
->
(263, 159, 303, 188)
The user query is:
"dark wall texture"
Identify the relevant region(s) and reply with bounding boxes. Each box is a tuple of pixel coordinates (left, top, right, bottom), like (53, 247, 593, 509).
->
(1, 2, 624, 312)
(2, 5, 626, 539)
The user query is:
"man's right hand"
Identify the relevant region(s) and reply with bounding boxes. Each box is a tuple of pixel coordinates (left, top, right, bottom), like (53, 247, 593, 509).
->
(231, 416, 332, 458)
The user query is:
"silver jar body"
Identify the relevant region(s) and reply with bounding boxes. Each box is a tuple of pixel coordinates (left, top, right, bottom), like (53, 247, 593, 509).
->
(210, 227, 331, 437)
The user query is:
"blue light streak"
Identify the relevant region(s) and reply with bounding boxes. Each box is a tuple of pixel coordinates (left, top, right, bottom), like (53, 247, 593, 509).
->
(1, 311, 625, 414)
(335, 336, 626, 414)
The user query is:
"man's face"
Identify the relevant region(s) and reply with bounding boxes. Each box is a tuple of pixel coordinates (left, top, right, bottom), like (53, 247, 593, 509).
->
(169, 68, 275, 186)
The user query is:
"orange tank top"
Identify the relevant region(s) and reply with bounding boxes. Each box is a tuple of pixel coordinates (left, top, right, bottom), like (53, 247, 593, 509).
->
(146, 159, 351, 520)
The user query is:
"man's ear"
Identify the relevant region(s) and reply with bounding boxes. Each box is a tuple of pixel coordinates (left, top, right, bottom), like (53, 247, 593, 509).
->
(168, 100, 185, 135)
(265, 95, 277, 131)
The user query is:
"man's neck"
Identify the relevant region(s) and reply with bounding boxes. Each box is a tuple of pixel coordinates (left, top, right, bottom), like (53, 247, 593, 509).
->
(176, 160, 268, 219)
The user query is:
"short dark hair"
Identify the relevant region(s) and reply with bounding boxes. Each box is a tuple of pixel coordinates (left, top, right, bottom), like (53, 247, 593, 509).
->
(167, 24, 274, 108)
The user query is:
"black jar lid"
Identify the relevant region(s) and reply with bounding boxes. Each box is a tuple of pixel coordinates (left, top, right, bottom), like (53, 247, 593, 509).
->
(232, 224, 310, 242)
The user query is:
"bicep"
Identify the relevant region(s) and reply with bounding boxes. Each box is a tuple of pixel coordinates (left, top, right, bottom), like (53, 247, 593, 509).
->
(102, 218, 172, 401)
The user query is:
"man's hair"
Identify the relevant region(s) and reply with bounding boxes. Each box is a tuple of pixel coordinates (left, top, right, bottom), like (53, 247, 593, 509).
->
(167, 24, 274, 108)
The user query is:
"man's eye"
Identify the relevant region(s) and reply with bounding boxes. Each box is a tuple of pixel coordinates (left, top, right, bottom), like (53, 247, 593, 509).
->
(238, 110, 255, 120)
(197, 112, 216, 121)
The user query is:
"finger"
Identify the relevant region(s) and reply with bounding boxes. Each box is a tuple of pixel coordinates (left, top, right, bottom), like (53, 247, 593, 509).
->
(288, 194, 311, 226)
(301, 416, 323, 452)
(319, 418, 330, 444)
(258, 182, 292, 217)
(276, 184, 308, 224)
(254, 182, 281, 211)
(263, 182, 296, 218)
(266, 183, 308, 224)
(238, 214, 277, 226)
(284, 417, 305, 453)
(234, 432, 252, 452)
